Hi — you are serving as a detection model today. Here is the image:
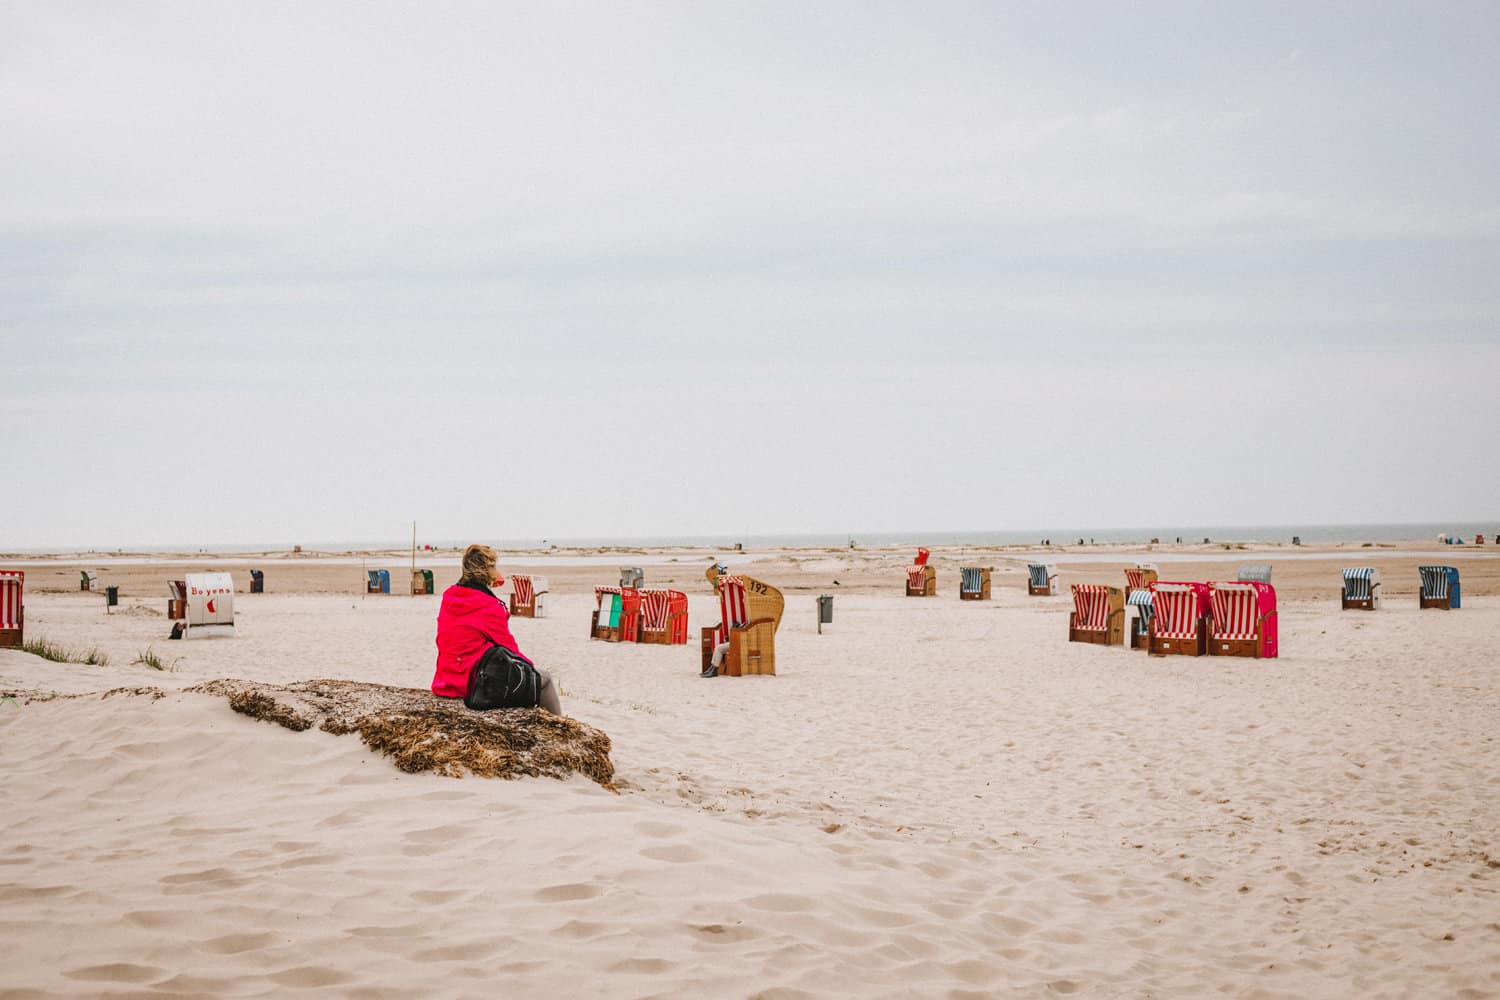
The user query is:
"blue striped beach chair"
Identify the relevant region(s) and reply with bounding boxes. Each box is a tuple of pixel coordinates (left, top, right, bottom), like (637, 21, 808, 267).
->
(1027, 563, 1057, 597)
(1341, 568, 1380, 610)
(1418, 566, 1460, 610)
(1127, 588, 1153, 649)
(959, 567, 991, 601)
(1237, 565, 1272, 584)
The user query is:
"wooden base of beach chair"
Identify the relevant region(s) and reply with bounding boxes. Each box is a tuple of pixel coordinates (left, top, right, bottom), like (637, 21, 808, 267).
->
(959, 584, 991, 601)
(167, 600, 186, 620)
(1068, 612, 1124, 647)
(700, 621, 776, 675)
(905, 567, 936, 597)
(1207, 634, 1266, 658)
(1341, 595, 1376, 610)
(1028, 583, 1053, 597)
(1419, 595, 1454, 610)
(249, 581, 264, 593)
(1129, 619, 1149, 650)
(1149, 625, 1206, 656)
(511, 602, 536, 619)
(639, 629, 671, 645)
(0, 615, 20, 648)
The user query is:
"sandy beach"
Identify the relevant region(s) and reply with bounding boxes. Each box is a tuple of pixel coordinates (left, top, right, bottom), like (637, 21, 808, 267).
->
(2, 543, 1498, 997)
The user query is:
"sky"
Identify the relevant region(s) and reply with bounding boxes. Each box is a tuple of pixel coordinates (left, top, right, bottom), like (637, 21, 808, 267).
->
(2, 1, 1498, 549)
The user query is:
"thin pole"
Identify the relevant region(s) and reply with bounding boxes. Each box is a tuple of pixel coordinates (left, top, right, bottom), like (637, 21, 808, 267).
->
(411, 521, 417, 596)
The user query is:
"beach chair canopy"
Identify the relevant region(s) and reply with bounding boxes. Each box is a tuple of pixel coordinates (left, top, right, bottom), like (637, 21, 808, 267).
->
(0, 570, 23, 631)
(1027, 563, 1056, 589)
(250, 570, 264, 582)
(907, 565, 931, 590)
(1237, 565, 1273, 583)
(512, 575, 535, 607)
(185, 572, 235, 628)
(1419, 565, 1458, 599)
(1150, 582, 1209, 640)
(960, 567, 987, 594)
(1210, 581, 1276, 640)
(640, 589, 687, 632)
(169, 579, 186, 601)
(1127, 587, 1154, 620)
(1070, 584, 1113, 631)
(1342, 567, 1378, 601)
(704, 567, 784, 646)
(1124, 564, 1158, 590)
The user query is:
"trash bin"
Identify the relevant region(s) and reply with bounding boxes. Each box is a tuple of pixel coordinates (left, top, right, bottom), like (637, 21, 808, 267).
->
(105, 586, 119, 608)
(816, 594, 833, 633)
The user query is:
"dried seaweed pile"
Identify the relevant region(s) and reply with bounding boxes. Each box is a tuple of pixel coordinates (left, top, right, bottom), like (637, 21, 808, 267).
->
(185, 678, 614, 787)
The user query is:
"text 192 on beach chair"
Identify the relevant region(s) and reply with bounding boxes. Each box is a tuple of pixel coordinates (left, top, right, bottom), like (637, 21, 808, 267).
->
(906, 548, 936, 597)
(1148, 582, 1210, 656)
(366, 569, 390, 595)
(0, 570, 24, 648)
(1418, 566, 1461, 610)
(1341, 568, 1380, 610)
(591, 587, 641, 642)
(1027, 563, 1058, 597)
(639, 589, 688, 644)
(509, 575, 547, 618)
(184, 572, 237, 639)
(1207, 582, 1277, 658)
(167, 579, 187, 620)
(701, 568, 785, 676)
(1068, 584, 1125, 646)
(1127, 588, 1153, 650)
(248, 569, 264, 593)
(959, 567, 991, 601)
(1124, 563, 1158, 600)
(1237, 565, 1273, 584)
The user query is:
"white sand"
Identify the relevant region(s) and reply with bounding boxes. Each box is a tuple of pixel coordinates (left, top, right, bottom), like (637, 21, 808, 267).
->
(2, 560, 1498, 997)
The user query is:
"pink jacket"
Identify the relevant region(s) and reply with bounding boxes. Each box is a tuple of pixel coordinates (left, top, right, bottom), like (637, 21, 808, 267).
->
(432, 582, 523, 698)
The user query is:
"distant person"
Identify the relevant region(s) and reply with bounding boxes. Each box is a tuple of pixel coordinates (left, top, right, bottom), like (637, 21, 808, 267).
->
(432, 544, 562, 714)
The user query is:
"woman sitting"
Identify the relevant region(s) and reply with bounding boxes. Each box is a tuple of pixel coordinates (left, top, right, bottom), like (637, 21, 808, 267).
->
(432, 543, 562, 715)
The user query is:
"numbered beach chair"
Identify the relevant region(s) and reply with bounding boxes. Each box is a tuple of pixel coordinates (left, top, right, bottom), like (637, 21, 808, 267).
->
(701, 566, 784, 676)
(620, 566, 645, 589)
(1127, 588, 1153, 650)
(510, 575, 548, 618)
(0, 570, 23, 648)
(167, 579, 187, 620)
(1067, 584, 1125, 646)
(1418, 566, 1461, 610)
(906, 548, 936, 597)
(591, 586, 641, 642)
(248, 569, 264, 593)
(1237, 565, 1273, 584)
(1148, 581, 1210, 656)
(1340, 568, 1380, 610)
(1124, 563, 1158, 600)
(1207, 581, 1277, 658)
(959, 567, 991, 601)
(639, 589, 689, 644)
(366, 569, 390, 594)
(1027, 563, 1058, 596)
(183, 572, 236, 639)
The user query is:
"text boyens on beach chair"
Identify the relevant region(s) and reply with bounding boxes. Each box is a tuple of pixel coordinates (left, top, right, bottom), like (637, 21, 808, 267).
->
(509, 575, 547, 618)
(366, 569, 390, 594)
(248, 569, 264, 593)
(1207, 581, 1277, 658)
(959, 567, 991, 601)
(591, 586, 641, 642)
(167, 579, 187, 620)
(1237, 565, 1273, 584)
(1027, 563, 1058, 597)
(1124, 563, 1158, 600)
(1127, 588, 1153, 650)
(1148, 581, 1210, 656)
(1068, 584, 1125, 646)
(1418, 566, 1461, 610)
(702, 566, 784, 676)
(183, 572, 237, 639)
(0, 570, 24, 648)
(906, 548, 936, 597)
(1341, 568, 1380, 610)
(639, 589, 688, 644)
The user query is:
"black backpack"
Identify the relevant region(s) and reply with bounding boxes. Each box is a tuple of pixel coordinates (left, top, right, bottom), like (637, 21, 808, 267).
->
(464, 644, 540, 710)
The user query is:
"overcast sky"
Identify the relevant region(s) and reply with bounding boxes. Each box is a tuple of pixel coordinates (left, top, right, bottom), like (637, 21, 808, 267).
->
(3, 1, 1497, 548)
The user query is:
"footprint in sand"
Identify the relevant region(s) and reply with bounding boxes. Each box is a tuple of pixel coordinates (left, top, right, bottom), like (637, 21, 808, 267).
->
(62, 963, 164, 984)
(638, 844, 707, 863)
(196, 932, 277, 955)
(534, 882, 602, 902)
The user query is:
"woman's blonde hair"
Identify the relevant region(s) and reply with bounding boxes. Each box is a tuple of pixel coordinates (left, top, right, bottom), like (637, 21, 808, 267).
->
(460, 543, 499, 586)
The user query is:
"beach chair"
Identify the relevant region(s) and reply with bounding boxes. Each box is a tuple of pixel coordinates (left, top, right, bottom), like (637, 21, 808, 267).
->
(620, 566, 645, 589)
(959, 567, 991, 601)
(639, 589, 689, 644)
(167, 579, 187, 620)
(510, 575, 548, 618)
(1127, 588, 1153, 650)
(421, 569, 434, 594)
(1237, 565, 1273, 584)
(1124, 563, 1158, 600)
(0, 570, 23, 648)
(1067, 584, 1125, 646)
(248, 569, 264, 593)
(183, 572, 236, 639)
(591, 586, 641, 642)
(701, 566, 784, 676)
(1340, 568, 1380, 610)
(366, 569, 390, 594)
(1207, 582, 1277, 658)
(1148, 581, 1210, 656)
(1418, 566, 1461, 610)
(906, 548, 936, 597)
(80, 570, 96, 592)
(1027, 563, 1058, 596)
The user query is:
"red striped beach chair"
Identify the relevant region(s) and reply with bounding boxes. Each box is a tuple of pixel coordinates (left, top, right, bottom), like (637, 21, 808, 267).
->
(0, 570, 23, 648)
(1067, 584, 1125, 646)
(701, 566, 784, 676)
(167, 579, 187, 620)
(906, 549, 936, 597)
(1207, 581, 1277, 658)
(1123, 563, 1158, 600)
(591, 586, 641, 642)
(1148, 581, 1210, 656)
(639, 589, 688, 645)
(509, 575, 547, 618)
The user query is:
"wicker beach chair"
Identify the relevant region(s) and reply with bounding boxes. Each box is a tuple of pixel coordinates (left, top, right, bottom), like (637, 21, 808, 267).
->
(1124, 563, 1158, 600)
(167, 579, 187, 620)
(0, 570, 23, 648)
(366, 569, 390, 594)
(959, 567, 992, 601)
(1127, 588, 1153, 650)
(1237, 565, 1273, 584)
(1148, 581, 1210, 656)
(248, 569, 264, 593)
(1207, 581, 1278, 658)
(620, 566, 645, 589)
(1340, 568, 1380, 610)
(509, 575, 548, 618)
(1418, 566, 1461, 610)
(80, 570, 96, 592)
(906, 548, 936, 597)
(701, 566, 784, 676)
(183, 572, 237, 639)
(1027, 563, 1058, 597)
(591, 586, 641, 642)
(639, 589, 689, 645)
(1067, 584, 1125, 646)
